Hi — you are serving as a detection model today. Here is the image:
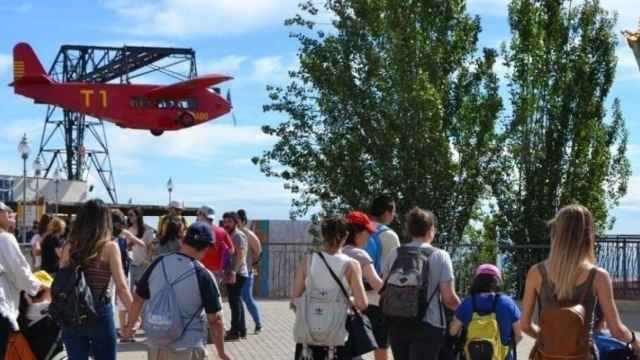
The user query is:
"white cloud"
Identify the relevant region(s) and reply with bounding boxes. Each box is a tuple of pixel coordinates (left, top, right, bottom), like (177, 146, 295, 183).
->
(103, 0, 299, 38)
(249, 55, 299, 85)
(0, 53, 11, 75)
(105, 122, 275, 162)
(203, 55, 248, 75)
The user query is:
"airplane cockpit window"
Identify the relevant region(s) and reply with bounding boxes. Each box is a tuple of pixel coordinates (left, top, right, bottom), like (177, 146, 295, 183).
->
(130, 97, 152, 108)
(177, 98, 198, 109)
(157, 100, 179, 109)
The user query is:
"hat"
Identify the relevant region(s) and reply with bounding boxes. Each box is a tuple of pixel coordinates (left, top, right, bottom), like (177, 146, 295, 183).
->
(0, 202, 12, 212)
(475, 264, 502, 282)
(185, 222, 214, 245)
(345, 211, 377, 234)
(33, 270, 53, 287)
(199, 205, 215, 221)
(168, 200, 184, 210)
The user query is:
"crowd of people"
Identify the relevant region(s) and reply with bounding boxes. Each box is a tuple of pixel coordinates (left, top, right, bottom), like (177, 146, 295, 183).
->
(0, 199, 264, 360)
(1, 195, 639, 360)
(291, 196, 640, 360)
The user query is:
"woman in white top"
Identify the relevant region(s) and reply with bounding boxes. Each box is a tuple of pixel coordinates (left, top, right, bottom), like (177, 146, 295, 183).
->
(0, 202, 46, 359)
(30, 214, 52, 269)
(292, 216, 368, 360)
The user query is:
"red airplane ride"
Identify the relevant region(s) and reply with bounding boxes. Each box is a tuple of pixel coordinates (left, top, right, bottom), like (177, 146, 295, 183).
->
(11, 42, 232, 136)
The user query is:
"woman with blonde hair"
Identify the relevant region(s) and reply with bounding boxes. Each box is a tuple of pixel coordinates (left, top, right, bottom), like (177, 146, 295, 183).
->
(40, 217, 66, 274)
(521, 204, 640, 358)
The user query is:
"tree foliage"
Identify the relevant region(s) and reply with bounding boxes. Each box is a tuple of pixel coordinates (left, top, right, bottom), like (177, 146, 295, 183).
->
(254, 0, 502, 243)
(490, 0, 630, 250)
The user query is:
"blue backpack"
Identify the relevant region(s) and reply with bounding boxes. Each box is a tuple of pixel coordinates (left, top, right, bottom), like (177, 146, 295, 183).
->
(364, 224, 390, 274)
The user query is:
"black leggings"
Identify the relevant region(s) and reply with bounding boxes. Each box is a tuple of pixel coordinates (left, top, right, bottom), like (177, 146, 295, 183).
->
(0, 315, 12, 359)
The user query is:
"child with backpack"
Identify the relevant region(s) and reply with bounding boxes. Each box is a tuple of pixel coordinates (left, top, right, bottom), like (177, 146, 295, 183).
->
(520, 205, 640, 360)
(448, 264, 522, 360)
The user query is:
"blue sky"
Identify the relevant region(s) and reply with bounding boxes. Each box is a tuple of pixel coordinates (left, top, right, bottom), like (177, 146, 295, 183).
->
(0, 0, 638, 232)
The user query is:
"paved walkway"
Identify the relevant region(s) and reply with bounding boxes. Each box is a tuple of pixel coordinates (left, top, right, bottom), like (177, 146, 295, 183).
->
(117, 300, 640, 360)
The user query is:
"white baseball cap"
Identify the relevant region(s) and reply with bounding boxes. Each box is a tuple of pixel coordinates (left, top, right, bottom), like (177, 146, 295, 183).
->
(168, 200, 184, 210)
(199, 205, 215, 221)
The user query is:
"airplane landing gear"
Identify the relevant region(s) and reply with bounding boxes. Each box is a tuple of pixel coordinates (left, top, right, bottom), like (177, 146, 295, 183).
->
(177, 112, 195, 127)
(150, 129, 164, 136)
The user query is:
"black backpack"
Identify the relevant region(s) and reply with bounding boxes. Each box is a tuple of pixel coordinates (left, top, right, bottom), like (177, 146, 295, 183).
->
(49, 265, 103, 328)
(379, 245, 438, 324)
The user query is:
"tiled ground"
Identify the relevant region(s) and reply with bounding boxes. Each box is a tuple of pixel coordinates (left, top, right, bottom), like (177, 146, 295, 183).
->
(117, 300, 640, 360)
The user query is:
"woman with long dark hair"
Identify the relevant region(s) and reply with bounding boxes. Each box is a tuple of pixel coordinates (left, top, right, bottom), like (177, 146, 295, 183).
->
(449, 264, 522, 359)
(59, 199, 133, 360)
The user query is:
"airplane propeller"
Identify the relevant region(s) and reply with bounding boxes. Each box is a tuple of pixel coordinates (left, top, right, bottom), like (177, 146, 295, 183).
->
(226, 89, 238, 126)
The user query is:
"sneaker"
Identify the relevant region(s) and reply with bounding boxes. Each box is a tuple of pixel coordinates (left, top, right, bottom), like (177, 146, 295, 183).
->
(224, 332, 241, 342)
(239, 331, 247, 339)
(254, 326, 262, 335)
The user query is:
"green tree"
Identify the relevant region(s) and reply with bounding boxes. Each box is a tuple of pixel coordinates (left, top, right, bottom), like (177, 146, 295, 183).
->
(254, 0, 502, 244)
(490, 0, 630, 290)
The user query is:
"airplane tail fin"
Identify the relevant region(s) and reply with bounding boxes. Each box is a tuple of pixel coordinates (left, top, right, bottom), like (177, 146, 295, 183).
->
(12, 42, 52, 85)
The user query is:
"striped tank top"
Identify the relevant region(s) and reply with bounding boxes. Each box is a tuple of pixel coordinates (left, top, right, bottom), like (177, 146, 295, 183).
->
(84, 256, 112, 300)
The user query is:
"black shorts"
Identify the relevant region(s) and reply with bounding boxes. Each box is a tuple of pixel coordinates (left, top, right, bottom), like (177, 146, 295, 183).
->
(364, 305, 389, 349)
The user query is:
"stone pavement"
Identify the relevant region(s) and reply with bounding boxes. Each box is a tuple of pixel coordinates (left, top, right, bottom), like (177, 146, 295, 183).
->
(117, 300, 640, 360)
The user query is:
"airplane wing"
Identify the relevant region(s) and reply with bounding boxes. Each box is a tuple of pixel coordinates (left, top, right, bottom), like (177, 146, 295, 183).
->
(145, 74, 233, 99)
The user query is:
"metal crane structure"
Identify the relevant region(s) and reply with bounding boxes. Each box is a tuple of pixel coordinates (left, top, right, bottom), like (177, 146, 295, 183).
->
(36, 44, 198, 203)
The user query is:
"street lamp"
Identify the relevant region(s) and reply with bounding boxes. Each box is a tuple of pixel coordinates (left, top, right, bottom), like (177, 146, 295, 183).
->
(53, 167, 61, 215)
(166, 178, 174, 204)
(18, 134, 30, 244)
(33, 156, 42, 203)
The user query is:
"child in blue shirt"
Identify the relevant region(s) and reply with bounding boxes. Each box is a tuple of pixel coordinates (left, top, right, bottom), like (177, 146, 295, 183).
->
(449, 264, 523, 360)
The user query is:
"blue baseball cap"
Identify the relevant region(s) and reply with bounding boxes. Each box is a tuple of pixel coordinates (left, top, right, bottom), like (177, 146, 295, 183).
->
(185, 222, 214, 245)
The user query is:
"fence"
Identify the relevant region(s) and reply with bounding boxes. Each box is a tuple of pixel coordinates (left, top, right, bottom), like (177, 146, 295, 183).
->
(259, 235, 640, 299)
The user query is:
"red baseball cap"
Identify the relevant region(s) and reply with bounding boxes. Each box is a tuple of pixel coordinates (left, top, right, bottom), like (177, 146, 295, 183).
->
(345, 211, 376, 234)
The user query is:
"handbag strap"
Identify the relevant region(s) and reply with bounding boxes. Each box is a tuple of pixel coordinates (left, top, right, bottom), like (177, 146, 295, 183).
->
(316, 252, 357, 312)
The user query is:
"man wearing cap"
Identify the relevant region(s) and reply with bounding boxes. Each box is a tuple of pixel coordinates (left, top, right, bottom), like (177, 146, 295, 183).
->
(124, 223, 230, 360)
(157, 201, 189, 240)
(0, 202, 47, 359)
(449, 264, 522, 360)
(198, 206, 235, 277)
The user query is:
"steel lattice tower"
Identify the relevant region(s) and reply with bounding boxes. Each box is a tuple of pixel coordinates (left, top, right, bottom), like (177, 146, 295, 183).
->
(37, 45, 197, 203)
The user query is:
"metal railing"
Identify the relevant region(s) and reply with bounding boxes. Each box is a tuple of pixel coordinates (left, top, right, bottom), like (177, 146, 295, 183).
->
(260, 235, 640, 299)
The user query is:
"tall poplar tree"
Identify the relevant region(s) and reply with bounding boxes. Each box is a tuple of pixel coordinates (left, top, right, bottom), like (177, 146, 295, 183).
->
(253, 0, 502, 243)
(490, 0, 630, 285)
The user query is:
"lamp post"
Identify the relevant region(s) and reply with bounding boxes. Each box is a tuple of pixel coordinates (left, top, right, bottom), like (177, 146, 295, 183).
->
(18, 134, 30, 244)
(53, 167, 61, 215)
(166, 178, 174, 204)
(33, 156, 42, 203)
